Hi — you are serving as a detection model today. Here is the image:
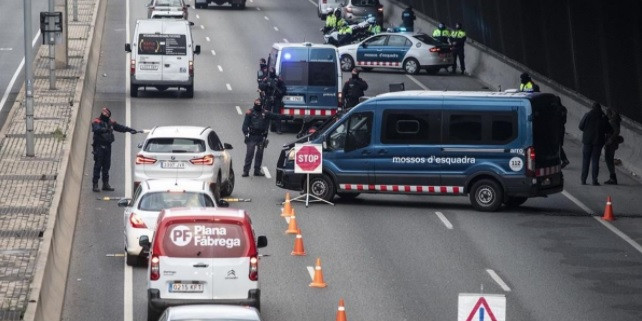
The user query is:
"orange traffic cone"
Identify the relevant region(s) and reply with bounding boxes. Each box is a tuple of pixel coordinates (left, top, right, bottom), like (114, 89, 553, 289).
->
(602, 196, 615, 221)
(285, 213, 299, 234)
(309, 257, 327, 288)
(281, 192, 294, 217)
(291, 229, 306, 256)
(336, 298, 347, 321)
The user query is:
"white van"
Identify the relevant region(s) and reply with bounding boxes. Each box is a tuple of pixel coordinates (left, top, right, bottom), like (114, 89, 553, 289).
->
(126, 20, 201, 98)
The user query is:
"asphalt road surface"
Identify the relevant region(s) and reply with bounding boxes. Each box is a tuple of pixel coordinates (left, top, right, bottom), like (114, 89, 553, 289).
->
(60, 0, 642, 320)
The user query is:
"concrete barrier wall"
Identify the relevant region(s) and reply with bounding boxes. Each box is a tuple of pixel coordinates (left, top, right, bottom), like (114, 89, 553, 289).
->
(379, 0, 642, 180)
(22, 0, 108, 319)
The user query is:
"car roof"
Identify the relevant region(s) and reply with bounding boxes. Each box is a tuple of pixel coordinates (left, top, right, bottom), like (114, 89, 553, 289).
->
(374, 90, 537, 101)
(161, 207, 246, 219)
(135, 20, 190, 34)
(168, 304, 260, 319)
(272, 42, 337, 51)
(142, 179, 209, 192)
(148, 126, 210, 138)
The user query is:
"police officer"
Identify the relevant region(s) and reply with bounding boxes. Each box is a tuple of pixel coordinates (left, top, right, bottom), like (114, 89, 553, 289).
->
(401, 5, 416, 32)
(519, 73, 539, 92)
(91, 107, 139, 192)
(342, 68, 368, 110)
(324, 9, 346, 33)
(242, 99, 292, 177)
(603, 107, 621, 185)
(450, 22, 467, 74)
(432, 22, 450, 44)
(367, 16, 382, 35)
(259, 66, 287, 133)
(257, 58, 268, 86)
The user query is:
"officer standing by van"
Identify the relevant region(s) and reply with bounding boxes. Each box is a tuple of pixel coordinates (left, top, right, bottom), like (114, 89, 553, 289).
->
(401, 6, 416, 32)
(578, 102, 611, 186)
(259, 67, 287, 133)
(342, 68, 369, 110)
(603, 107, 622, 185)
(450, 22, 467, 75)
(91, 107, 140, 192)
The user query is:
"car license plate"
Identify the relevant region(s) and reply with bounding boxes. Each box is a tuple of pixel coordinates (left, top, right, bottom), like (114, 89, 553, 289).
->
(161, 161, 185, 169)
(283, 96, 304, 102)
(139, 64, 159, 71)
(169, 282, 204, 293)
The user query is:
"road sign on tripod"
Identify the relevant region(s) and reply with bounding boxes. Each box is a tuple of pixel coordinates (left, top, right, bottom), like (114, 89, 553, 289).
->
(291, 144, 333, 207)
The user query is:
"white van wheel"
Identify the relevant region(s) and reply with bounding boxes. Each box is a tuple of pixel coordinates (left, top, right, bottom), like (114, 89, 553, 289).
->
(130, 84, 138, 97)
(340, 55, 354, 72)
(184, 86, 194, 98)
(470, 179, 503, 212)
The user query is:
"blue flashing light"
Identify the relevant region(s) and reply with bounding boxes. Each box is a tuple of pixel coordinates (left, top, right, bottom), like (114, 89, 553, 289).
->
(284, 53, 292, 60)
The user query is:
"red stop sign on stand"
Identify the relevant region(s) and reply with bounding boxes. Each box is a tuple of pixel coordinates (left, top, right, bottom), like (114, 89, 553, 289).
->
(294, 144, 323, 174)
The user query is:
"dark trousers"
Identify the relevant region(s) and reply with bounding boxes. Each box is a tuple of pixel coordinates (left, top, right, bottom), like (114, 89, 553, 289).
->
(92, 145, 111, 184)
(452, 47, 465, 72)
(604, 144, 618, 181)
(560, 146, 569, 163)
(268, 100, 282, 132)
(581, 143, 603, 184)
(345, 97, 360, 109)
(243, 136, 264, 174)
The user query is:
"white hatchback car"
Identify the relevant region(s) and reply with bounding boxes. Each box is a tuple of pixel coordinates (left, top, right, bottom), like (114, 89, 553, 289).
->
(160, 305, 261, 321)
(134, 126, 235, 201)
(119, 179, 216, 266)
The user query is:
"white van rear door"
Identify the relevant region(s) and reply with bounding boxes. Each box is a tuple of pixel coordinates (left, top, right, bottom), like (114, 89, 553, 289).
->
(136, 34, 165, 81)
(162, 23, 190, 82)
(158, 256, 214, 300)
(212, 257, 252, 299)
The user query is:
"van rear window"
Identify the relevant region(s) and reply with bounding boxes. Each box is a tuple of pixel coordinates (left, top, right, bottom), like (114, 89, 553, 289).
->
(138, 192, 214, 211)
(138, 34, 187, 55)
(162, 222, 248, 258)
(280, 47, 337, 87)
(144, 138, 205, 153)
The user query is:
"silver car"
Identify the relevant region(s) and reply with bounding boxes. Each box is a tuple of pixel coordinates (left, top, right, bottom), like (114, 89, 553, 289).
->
(317, 0, 343, 19)
(147, 0, 188, 20)
(340, 0, 383, 24)
(159, 304, 261, 320)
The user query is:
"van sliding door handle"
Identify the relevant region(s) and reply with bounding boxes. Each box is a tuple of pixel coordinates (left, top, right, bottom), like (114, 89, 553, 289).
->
(193, 263, 208, 268)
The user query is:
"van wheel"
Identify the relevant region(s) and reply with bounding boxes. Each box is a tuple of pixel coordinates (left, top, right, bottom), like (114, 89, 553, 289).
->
(337, 192, 360, 200)
(130, 84, 138, 97)
(212, 175, 222, 203)
(340, 55, 354, 72)
(306, 174, 335, 202)
(504, 196, 528, 208)
(184, 86, 194, 98)
(147, 306, 161, 321)
(403, 58, 420, 74)
(221, 167, 235, 197)
(126, 253, 141, 266)
(469, 179, 503, 212)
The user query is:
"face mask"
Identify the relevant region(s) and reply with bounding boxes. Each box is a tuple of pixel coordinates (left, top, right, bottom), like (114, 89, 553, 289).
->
(352, 73, 359, 78)
(253, 104, 262, 111)
(260, 64, 267, 69)
(100, 114, 110, 121)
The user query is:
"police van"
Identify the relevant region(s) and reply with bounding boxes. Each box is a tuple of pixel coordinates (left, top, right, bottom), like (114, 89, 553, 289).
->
(126, 20, 201, 98)
(267, 42, 342, 122)
(276, 91, 565, 211)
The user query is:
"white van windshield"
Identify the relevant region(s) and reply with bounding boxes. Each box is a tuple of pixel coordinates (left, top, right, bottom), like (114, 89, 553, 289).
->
(138, 34, 187, 55)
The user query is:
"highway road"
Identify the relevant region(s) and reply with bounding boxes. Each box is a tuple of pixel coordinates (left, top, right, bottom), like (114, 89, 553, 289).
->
(60, 0, 642, 320)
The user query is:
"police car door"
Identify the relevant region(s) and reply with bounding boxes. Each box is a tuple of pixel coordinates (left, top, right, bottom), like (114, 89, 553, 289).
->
(324, 112, 375, 188)
(356, 35, 388, 67)
(381, 35, 411, 68)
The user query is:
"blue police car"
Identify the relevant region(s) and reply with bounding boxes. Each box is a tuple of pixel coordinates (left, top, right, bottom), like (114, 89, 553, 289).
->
(338, 32, 453, 74)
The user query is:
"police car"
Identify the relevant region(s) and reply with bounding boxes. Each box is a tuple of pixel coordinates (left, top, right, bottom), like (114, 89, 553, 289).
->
(338, 32, 453, 74)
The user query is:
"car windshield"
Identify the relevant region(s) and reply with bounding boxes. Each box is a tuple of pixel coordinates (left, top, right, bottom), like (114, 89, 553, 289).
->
(351, 0, 378, 7)
(138, 192, 214, 211)
(413, 34, 443, 45)
(144, 138, 205, 153)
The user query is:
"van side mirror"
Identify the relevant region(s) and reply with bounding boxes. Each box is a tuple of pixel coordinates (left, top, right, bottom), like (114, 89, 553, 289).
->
(223, 143, 233, 150)
(217, 199, 229, 207)
(125, 44, 131, 52)
(139, 235, 151, 249)
(257, 235, 268, 248)
(117, 198, 131, 207)
(194, 45, 201, 54)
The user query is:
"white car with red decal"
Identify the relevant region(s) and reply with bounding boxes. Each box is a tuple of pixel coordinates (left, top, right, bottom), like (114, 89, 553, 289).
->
(338, 32, 453, 74)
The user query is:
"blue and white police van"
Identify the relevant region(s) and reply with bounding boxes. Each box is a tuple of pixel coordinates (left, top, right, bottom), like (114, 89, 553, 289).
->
(276, 91, 565, 211)
(267, 42, 342, 120)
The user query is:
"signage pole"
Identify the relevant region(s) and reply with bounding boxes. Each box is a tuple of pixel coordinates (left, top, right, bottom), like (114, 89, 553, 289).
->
(24, 0, 35, 157)
(48, 0, 56, 89)
(290, 173, 334, 207)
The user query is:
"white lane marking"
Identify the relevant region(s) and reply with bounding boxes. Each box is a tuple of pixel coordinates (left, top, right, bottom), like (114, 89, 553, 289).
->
(307, 0, 316, 6)
(563, 190, 642, 256)
(235, 106, 242, 115)
(264, 16, 269, 21)
(434, 211, 453, 230)
(196, 14, 200, 19)
(125, 0, 134, 320)
(226, 83, 232, 91)
(0, 31, 41, 114)
(200, 25, 204, 29)
(0, 48, 13, 51)
(262, 166, 271, 178)
(205, 36, 210, 42)
(217, 65, 223, 72)
(486, 269, 511, 292)
(273, 26, 279, 31)
(283, 38, 289, 43)
(405, 74, 430, 90)
(306, 266, 315, 280)
(211, 49, 216, 56)
(249, 0, 253, 2)
(256, 7, 261, 10)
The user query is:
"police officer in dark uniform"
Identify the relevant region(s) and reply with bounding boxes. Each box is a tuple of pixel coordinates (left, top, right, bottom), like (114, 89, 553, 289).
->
(342, 68, 368, 110)
(257, 58, 268, 86)
(91, 107, 140, 192)
(242, 99, 292, 177)
(401, 5, 416, 32)
(259, 66, 287, 133)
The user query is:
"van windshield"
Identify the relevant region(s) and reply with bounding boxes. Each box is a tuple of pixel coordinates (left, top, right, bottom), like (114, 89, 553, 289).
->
(138, 34, 187, 55)
(280, 48, 337, 87)
(162, 222, 249, 258)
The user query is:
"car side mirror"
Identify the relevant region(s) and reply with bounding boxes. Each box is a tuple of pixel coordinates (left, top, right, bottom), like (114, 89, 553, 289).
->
(125, 44, 131, 52)
(361, 43, 368, 49)
(257, 235, 268, 248)
(189, 21, 195, 26)
(137, 143, 143, 149)
(217, 199, 229, 207)
(194, 45, 201, 54)
(223, 143, 233, 150)
(139, 235, 151, 249)
(117, 198, 131, 207)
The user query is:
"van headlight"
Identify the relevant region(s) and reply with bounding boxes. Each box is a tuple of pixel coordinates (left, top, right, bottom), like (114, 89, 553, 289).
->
(287, 147, 296, 161)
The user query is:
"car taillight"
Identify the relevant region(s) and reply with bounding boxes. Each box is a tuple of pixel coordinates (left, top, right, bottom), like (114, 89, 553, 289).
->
(337, 92, 343, 107)
(129, 212, 148, 229)
(135, 154, 157, 165)
(526, 146, 536, 177)
(249, 256, 258, 281)
(429, 47, 440, 53)
(130, 59, 136, 75)
(322, 0, 326, 3)
(189, 60, 194, 76)
(377, 5, 383, 12)
(190, 154, 214, 165)
(150, 256, 160, 280)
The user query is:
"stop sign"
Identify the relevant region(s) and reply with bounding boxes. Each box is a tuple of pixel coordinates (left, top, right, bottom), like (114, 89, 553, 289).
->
(294, 144, 323, 174)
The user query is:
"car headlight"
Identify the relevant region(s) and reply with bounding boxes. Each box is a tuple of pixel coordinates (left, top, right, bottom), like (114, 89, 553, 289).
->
(287, 147, 296, 161)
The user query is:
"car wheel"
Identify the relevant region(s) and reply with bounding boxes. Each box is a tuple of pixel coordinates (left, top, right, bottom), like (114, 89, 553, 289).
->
(504, 196, 528, 208)
(254, 294, 261, 311)
(147, 305, 161, 321)
(337, 192, 360, 200)
(126, 253, 141, 266)
(340, 55, 354, 72)
(184, 85, 194, 98)
(469, 179, 504, 212)
(403, 58, 420, 74)
(130, 84, 138, 97)
(212, 175, 222, 203)
(307, 174, 335, 202)
(221, 167, 235, 197)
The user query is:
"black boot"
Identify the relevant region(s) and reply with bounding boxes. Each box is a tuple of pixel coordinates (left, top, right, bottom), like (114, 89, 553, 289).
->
(102, 181, 115, 191)
(92, 183, 100, 193)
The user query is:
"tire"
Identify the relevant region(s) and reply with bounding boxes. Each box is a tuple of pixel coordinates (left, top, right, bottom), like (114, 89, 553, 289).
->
(130, 84, 138, 97)
(469, 179, 504, 212)
(183, 85, 194, 98)
(306, 174, 335, 202)
(504, 196, 528, 208)
(254, 294, 261, 311)
(221, 167, 235, 197)
(239, 1, 246, 8)
(212, 175, 222, 203)
(126, 253, 141, 266)
(403, 57, 420, 74)
(147, 305, 161, 321)
(340, 55, 354, 72)
(337, 192, 360, 200)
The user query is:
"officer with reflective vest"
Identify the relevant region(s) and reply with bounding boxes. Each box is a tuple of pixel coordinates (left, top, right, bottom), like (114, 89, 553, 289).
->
(432, 23, 450, 44)
(91, 107, 140, 192)
(450, 22, 467, 74)
(367, 16, 382, 35)
(324, 9, 346, 33)
(519, 72, 539, 92)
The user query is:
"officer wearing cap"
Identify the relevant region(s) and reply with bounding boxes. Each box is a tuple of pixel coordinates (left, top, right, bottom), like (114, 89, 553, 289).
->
(91, 107, 140, 192)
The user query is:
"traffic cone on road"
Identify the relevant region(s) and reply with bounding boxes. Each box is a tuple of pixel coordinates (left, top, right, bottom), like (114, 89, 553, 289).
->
(602, 196, 615, 221)
(281, 192, 294, 217)
(291, 229, 306, 256)
(336, 298, 347, 321)
(285, 213, 299, 234)
(309, 257, 327, 288)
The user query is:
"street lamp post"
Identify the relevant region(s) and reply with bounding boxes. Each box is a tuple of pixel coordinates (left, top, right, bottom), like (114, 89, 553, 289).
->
(24, 0, 35, 157)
